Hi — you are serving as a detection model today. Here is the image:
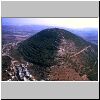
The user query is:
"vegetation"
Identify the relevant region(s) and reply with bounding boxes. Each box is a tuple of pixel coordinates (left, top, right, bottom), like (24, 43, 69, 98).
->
(17, 28, 98, 81)
(2, 56, 12, 70)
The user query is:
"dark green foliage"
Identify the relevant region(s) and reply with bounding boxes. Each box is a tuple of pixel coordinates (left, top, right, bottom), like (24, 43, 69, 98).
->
(2, 56, 12, 70)
(79, 47, 98, 81)
(17, 28, 98, 81)
(18, 28, 62, 67)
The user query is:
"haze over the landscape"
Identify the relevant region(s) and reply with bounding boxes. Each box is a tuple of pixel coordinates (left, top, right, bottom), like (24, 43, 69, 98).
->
(2, 18, 98, 45)
(2, 18, 98, 28)
(2, 18, 98, 81)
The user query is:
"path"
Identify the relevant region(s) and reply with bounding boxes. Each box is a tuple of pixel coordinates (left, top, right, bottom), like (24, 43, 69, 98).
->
(70, 45, 91, 57)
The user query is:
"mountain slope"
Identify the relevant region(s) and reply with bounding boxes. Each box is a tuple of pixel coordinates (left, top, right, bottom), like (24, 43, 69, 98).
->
(17, 28, 98, 81)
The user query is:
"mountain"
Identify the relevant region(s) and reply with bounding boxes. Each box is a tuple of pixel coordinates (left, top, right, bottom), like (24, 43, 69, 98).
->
(2, 25, 98, 45)
(17, 28, 98, 81)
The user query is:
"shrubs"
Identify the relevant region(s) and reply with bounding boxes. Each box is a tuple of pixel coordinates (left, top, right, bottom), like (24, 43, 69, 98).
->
(17, 28, 98, 81)
(2, 56, 12, 70)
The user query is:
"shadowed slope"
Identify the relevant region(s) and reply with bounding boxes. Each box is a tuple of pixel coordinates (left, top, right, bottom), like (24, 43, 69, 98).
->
(17, 28, 98, 81)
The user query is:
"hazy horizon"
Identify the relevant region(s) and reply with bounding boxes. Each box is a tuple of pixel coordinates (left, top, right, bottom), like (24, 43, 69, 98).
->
(2, 18, 99, 29)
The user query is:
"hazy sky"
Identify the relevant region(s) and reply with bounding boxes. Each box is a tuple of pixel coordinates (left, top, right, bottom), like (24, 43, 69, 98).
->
(2, 18, 99, 29)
